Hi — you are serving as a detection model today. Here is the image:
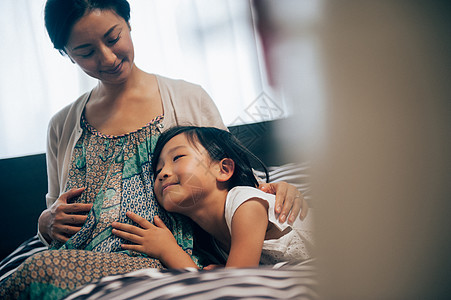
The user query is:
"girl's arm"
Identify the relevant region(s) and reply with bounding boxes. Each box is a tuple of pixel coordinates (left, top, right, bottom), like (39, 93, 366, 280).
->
(112, 212, 198, 269)
(226, 198, 269, 268)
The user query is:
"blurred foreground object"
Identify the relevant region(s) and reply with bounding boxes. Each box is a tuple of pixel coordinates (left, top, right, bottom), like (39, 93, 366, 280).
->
(254, 0, 451, 299)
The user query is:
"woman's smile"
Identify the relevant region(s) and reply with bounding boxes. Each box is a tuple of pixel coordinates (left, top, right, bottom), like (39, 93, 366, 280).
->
(101, 59, 124, 74)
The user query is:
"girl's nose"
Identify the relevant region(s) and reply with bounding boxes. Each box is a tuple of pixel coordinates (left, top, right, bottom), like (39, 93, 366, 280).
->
(158, 165, 171, 181)
(158, 173, 169, 181)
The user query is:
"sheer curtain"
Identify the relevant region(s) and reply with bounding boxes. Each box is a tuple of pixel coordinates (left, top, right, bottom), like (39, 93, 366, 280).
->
(0, 0, 321, 158)
(0, 0, 94, 158)
(129, 0, 285, 126)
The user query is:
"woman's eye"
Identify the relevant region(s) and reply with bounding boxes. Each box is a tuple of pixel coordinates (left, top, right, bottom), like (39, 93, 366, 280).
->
(108, 34, 121, 45)
(79, 51, 94, 58)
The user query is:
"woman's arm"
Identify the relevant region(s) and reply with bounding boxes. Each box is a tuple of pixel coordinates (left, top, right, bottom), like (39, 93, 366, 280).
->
(226, 198, 269, 268)
(112, 212, 199, 269)
(39, 116, 92, 244)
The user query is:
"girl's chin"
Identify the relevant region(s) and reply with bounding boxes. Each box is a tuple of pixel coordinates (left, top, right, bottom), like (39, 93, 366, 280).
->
(162, 195, 198, 211)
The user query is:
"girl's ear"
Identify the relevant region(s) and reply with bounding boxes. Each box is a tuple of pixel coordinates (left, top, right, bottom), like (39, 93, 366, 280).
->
(217, 158, 235, 182)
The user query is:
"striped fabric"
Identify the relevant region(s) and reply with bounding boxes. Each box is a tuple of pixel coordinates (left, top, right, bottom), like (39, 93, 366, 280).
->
(0, 236, 46, 283)
(64, 261, 317, 300)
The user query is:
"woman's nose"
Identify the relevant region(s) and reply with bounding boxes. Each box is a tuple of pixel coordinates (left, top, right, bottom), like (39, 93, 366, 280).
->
(98, 45, 117, 66)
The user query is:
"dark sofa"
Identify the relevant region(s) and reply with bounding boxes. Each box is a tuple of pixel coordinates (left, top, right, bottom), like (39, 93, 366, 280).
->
(0, 153, 47, 260)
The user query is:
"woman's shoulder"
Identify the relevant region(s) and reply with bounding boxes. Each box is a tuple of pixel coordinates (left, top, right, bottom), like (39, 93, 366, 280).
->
(155, 74, 204, 94)
(49, 91, 90, 129)
(156, 74, 226, 129)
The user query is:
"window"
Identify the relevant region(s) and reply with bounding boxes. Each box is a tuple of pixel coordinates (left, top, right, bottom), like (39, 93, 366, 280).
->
(0, 0, 322, 158)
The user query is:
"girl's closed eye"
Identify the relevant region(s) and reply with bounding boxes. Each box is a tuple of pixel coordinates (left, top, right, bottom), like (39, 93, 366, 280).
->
(173, 154, 185, 162)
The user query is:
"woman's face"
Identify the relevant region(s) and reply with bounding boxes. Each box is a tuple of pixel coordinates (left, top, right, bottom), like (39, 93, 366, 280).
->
(65, 9, 134, 85)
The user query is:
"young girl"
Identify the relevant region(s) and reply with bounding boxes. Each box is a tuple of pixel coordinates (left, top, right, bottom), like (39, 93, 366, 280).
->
(112, 126, 313, 268)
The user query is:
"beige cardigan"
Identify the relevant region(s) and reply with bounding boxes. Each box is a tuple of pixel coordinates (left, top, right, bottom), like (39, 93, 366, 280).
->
(39, 75, 226, 244)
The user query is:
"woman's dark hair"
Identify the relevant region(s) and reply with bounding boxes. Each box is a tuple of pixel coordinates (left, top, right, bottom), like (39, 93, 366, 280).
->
(44, 0, 131, 54)
(152, 126, 269, 189)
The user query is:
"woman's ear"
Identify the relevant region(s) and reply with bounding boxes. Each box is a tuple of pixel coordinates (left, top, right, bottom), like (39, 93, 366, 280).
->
(217, 158, 235, 182)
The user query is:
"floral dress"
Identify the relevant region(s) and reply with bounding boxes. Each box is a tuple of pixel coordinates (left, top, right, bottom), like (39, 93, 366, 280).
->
(0, 114, 201, 300)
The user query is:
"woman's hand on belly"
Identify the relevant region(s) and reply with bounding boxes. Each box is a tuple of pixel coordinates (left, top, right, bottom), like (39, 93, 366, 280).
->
(38, 187, 92, 243)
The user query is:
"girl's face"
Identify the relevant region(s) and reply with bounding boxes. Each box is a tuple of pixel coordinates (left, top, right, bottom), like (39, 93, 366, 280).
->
(65, 9, 134, 85)
(154, 133, 219, 213)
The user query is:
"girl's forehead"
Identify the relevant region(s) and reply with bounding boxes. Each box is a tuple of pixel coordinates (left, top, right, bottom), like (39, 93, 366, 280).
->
(165, 133, 189, 147)
(166, 134, 194, 149)
(162, 133, 206, 155)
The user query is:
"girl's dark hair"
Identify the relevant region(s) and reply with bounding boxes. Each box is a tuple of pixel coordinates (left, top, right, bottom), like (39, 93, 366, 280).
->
(44, 0, 131, 54)
(152, 126, 269, 189)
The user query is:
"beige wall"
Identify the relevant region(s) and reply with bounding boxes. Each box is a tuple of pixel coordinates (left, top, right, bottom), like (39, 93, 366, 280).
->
(256, 0, 451, 298)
